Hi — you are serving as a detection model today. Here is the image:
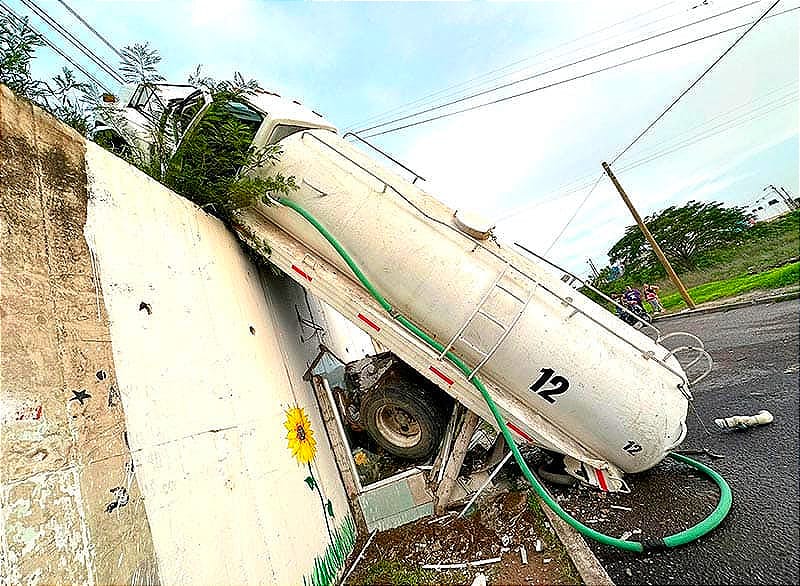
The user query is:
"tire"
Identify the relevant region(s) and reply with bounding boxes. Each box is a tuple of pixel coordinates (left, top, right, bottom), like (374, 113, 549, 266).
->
(361, 379, 449, 460)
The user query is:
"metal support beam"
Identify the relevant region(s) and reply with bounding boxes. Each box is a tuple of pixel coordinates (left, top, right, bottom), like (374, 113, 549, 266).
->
(310, 376, 368, 535)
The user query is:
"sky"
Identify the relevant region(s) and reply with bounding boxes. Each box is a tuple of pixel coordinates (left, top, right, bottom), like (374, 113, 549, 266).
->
(10, 0, 799, 278)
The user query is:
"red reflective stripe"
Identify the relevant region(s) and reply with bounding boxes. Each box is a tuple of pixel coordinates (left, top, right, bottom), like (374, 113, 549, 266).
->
(597, 469, 609, 491)
(429, 366, 454, 386)
(357, 313, 380, 332)
(291, 264, 312, 282)
(507, 421, 533, 443)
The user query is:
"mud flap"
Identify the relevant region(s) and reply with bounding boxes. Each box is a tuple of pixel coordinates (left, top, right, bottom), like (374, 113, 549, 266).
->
(563, 455, 630, 493)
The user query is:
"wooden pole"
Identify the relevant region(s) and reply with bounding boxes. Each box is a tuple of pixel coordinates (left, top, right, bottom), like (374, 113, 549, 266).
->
(602, 162, 695, 309)
(434, 410, 480, 515)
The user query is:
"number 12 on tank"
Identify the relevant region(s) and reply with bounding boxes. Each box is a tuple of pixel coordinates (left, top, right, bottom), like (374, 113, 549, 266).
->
(530, 368, 570, 403)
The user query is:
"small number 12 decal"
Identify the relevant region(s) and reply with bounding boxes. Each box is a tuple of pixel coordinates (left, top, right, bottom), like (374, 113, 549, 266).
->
(623, 441, 642, 455)
(530, 368, 570, 403)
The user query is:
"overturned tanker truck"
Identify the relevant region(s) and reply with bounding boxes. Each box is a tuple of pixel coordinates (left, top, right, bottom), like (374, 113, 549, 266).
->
(104, 84, 716, 497)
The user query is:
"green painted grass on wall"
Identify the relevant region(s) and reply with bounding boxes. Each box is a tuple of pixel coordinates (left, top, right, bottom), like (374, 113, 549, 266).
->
(303, 515, 357, 586)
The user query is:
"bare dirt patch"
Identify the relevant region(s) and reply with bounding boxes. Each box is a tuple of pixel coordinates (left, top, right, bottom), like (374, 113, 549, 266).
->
(344, 488, 580, 585)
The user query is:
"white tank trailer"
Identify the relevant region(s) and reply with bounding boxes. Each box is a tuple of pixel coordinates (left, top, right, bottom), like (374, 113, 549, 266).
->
(108, 86, 712, 490)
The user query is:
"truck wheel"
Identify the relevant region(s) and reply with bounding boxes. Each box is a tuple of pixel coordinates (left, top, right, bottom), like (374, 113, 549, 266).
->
(361, 382, 448, 460)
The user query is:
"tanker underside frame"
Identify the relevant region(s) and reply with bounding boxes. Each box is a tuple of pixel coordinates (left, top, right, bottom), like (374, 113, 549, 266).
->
(234, 205, 712, 518)
(235, 208, 609, 466)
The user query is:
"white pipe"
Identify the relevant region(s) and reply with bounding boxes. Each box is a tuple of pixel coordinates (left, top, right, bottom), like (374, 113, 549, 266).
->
(715, 410, 773, 430)
(457, 450, 514, 518)
(341, 529, 377, 584)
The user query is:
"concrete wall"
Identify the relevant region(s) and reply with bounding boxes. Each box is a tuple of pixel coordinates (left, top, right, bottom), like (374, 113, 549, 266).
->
(1, 85, 160, 586)
(1, 85, 370, 585)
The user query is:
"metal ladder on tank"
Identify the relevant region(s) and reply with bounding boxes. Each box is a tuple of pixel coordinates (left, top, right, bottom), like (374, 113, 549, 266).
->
(512, 242, 713, 391)
(437, 264, 537, 380)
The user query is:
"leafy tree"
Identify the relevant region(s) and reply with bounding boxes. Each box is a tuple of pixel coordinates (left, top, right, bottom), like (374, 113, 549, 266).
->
(1, 19, 296, 220)
(608, 200, 750, 274)
(0, 13, 46, 101)
(46, 67, 93, 133)
(119, 42, 164, 84)
(1, 14, 91, 132)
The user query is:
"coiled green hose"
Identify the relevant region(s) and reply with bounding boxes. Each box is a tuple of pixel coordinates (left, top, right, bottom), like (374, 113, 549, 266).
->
(278, 196, 732, 551)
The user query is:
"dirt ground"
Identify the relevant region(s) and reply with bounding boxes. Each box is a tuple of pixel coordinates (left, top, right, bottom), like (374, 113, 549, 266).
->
(342, 444, 726, 585)
(344, 483, 580, 586)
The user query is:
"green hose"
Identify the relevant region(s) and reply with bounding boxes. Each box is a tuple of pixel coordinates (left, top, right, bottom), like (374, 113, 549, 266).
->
(278, 197, 732, 551)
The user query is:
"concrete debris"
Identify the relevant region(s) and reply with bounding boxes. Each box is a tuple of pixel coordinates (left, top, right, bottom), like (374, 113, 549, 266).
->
(543, 558, 552, 564)
(422, 563, 468, 570)
(610, 505, 632, 511)
(534, 539, 543, 553)
(520, 545, 528, 565)
(715, 410, 773, 430)
(620, 531, 633, 541)
(471, 557, 502, 567)
(427, 513, 454, 524)
(471, 573, 487, 586)
(422, 557, 501, 571)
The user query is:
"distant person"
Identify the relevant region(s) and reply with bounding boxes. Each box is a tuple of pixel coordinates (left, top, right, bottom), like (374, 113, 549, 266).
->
(623, 285, 644, 310)
(643, 283, 664, 313)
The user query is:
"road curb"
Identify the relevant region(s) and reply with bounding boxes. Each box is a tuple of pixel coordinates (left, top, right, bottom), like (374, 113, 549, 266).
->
(654, 289, 800, 321)
(536, 495, 615, 586)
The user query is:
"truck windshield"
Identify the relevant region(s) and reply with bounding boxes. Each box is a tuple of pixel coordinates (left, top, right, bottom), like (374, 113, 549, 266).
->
(267, 123, 311, 145)
(165, 97, 266, 196)
(173, 91, 208, 136)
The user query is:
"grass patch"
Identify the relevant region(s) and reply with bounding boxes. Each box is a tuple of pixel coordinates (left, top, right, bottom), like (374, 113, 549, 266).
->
(660, 262, 800, 311)
(651, 212, 799, 293)
(348, 560, 441, 586)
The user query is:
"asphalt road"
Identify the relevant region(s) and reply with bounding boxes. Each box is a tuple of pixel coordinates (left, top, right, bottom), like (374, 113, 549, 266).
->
(588, 298, 800, 585)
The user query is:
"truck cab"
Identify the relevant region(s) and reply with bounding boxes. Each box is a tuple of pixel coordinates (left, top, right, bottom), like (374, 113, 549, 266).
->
(94, 82, 337, 163)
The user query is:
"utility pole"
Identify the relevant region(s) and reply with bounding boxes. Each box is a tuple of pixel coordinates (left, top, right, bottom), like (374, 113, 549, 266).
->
(587, 257, 600, 280)
(602, 162, 696, 309)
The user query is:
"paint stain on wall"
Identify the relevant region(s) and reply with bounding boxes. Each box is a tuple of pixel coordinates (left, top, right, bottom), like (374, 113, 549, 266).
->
(105, 486, 130, 513)
(3, 402, 43, 423)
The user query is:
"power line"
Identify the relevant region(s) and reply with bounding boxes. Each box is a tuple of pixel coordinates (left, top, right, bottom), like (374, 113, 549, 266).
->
(625, 90, 797, 160)
(544, 175, 604, 255)
(0, 0, 111, 92)
(613, 83, 798, 164)
(343, 0, 680, 131)
(541, 90, 795, 254)
(362, 6, 799, 139)
(493, 83, 797, 223)
(617, 95, 797, 172)
(610, 0, 783, 164)
(54, 0, 121, 58)
(354, 0, 760, 135)
(18, 0, 124, 84)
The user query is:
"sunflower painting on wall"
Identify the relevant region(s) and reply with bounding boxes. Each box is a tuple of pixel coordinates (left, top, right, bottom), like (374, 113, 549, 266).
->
(284, 406, 329, 535)
(284, 405, 357, 586)
(285, 406, 317, 465)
